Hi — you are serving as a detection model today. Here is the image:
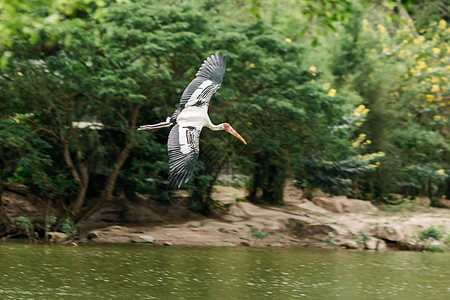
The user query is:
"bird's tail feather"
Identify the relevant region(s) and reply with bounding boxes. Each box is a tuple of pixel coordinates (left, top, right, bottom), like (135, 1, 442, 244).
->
(137, 117, 172, 131)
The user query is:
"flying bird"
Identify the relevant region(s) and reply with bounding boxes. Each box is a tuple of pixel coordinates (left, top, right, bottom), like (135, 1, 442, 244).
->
(138, 52, 246, 189)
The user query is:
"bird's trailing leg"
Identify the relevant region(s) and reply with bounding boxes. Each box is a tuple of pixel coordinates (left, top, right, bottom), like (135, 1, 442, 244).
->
(138, 117, 172, 131)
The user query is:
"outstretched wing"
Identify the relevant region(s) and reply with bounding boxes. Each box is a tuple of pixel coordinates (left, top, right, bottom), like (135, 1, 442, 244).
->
(170, 52, 226, 122)
(167, 124, 202, 189)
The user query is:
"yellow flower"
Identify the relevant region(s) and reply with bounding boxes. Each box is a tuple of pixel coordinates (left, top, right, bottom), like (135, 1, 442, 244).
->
(309, 66, 317, 72)
(402, 40, 408, 44)
(438, 20, 447, 30)
(362, 19, 368, 25)
(249, 63, 255, 68)
(417, 60, 427, 70)
(247, 122, 253, 125)
(436, 169, 445, 175)
(18, 72, 23, 76)
(434, 115, 441, 120)
(413, 39, 419, 45)
(431, 85, 440, 93)
(431, 76, 439, 83)
(426, 94, 435, 102)
(432, 48, 441, 55)
(322, 83, 331, 91)
(285, 38, 292, 43)
(354, 104, 369, 116)
(327, 89, 336, 97)
(377, 24, 386, 33)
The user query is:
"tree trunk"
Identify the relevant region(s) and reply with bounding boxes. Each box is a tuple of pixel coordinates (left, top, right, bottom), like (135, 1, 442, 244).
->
(102, 104, 143, 203)
(0, 160, 4, 206)
(61, 137, 90, 217)
(75, 104, 143, 223)
(247, 161, 262, 203)
(0, 163, 11, 236)
(102, 140, 134, 203)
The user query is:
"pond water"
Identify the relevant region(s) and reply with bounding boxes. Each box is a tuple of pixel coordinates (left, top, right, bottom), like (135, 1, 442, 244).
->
(0, 241, 448, 299)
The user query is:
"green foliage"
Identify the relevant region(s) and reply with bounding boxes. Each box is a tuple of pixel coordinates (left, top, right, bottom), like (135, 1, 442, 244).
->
(1, 0, 448, 219)
(324, 237, 337, 249)
(15, 216, 34, 242)
(319, 2, 449, 203)
(60, 217, 77, 237)
(413, 225, 448, 252)
(293, 156, 374, 197)
(46, 215, 58, 231)
(250, 228, 270, 239)
(15, 216, 33, 231)
(418, 225, 444, 242)
(353, 230, 370, 246)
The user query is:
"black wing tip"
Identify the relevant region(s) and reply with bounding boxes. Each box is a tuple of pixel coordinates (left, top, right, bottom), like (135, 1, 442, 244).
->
(168, 172, 190, 190)
(215, 51, 225, 61)
(195, 51, 227, 82)
(213, 52, 226, 66)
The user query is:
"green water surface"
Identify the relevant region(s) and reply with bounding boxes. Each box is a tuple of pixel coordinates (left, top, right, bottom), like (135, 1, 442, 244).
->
(0, 241, 448, 299)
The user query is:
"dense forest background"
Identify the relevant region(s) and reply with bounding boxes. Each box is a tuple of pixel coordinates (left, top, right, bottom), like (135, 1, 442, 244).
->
(0, 0, 448, 223)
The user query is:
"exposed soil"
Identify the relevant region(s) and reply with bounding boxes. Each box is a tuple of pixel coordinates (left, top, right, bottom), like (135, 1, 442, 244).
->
(2, 183, 450, 250)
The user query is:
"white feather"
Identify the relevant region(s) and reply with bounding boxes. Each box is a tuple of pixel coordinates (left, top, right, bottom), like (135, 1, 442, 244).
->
(184, 79, 214, 107)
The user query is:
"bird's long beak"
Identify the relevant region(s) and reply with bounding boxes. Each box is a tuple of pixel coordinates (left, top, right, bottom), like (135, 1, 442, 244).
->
(227, 126, 247, 145)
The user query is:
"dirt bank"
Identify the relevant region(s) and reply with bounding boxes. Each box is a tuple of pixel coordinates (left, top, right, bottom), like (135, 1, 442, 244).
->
(2, 183, 450, 251)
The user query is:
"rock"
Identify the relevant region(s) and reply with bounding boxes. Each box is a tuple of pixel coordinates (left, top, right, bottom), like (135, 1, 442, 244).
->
(364, 237, 378, 250)
(312, 196, 377, 213)
(439, 198, 450, 208)
(305, 224, 336, 236)
(415, 196, 431, 206)
(364, 237, 386, 250)
(131, 235, 155, 243)
(312, 197, 342, 213)
(371, 224, 406, 242)
(125, 204, 164, 223)
(187, 221, 203, 228)
(296, 200, 330, 214)
(376, 239, 387, 251)
(338, 197, 378, 213)
(163, 242, 173, 246)
(340, 239, 361, 249)
(428, 239, 444, 247)
(240, 241, 250, 247)
(47, 232, 68, 244)
(4, 182, 30, 195)
(87, 232, 99, 240)
(417, 238, 447, 251)
(103, 225, 126, 232)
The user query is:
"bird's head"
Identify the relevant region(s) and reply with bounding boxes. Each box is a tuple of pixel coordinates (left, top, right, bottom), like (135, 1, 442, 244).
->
(223, 123, 247, 145)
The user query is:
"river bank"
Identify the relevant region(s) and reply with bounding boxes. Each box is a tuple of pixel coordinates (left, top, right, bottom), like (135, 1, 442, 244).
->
(2, 183, 450, 251)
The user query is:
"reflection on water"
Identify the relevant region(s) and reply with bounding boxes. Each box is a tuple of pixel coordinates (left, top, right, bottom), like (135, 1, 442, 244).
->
(0, 241, 449, 299)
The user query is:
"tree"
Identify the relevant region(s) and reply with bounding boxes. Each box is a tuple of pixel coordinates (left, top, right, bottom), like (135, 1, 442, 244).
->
(323, 1, 449, 202)
(1, 0, 219, 218)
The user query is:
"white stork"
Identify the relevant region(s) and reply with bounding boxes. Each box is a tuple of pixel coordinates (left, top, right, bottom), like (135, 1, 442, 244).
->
(138, 52, 246, 189)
